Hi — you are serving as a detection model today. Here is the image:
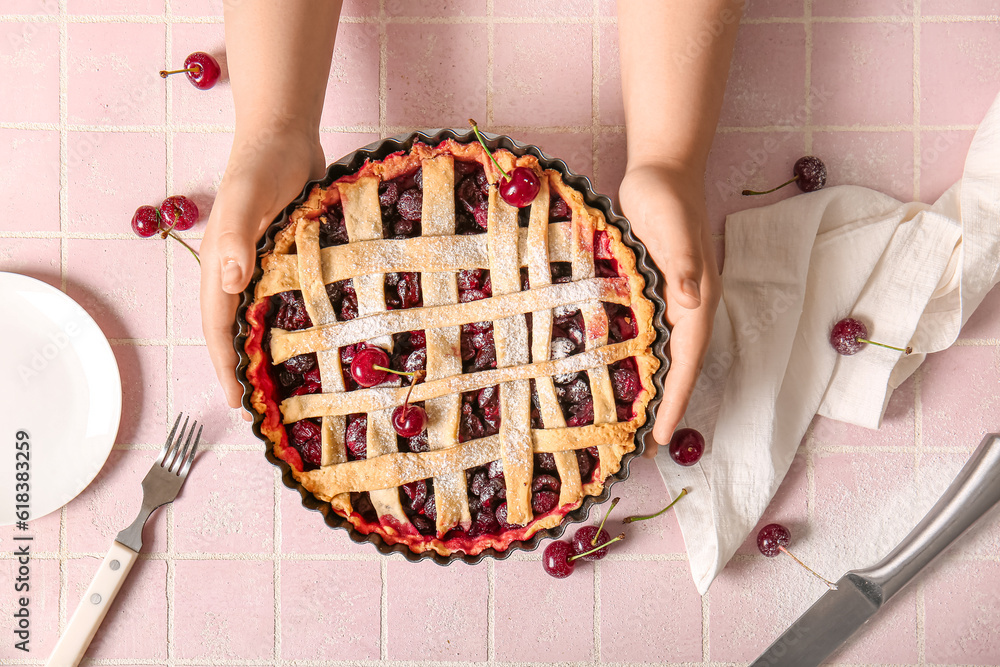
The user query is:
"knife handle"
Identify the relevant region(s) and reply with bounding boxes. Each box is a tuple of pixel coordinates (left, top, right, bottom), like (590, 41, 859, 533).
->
(855, 433, 1000, 601)
(46, 541, 138, 667)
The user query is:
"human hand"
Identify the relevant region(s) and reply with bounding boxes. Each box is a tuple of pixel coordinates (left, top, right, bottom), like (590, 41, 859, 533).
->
(200, 123, 326, 413)
(618, 162, 721, 456)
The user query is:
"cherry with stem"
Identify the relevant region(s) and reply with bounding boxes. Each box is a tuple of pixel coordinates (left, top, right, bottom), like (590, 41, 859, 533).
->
(622, 488, 688, 523)
(468, 119, 540, 207)
(571, 497, 619, 561)
(757, 523, 838, 590)
(391, 370, 427, 438)
(830, 317, 912, 356)
(543, 533, 626, 578)
(743, 156, 827, 196)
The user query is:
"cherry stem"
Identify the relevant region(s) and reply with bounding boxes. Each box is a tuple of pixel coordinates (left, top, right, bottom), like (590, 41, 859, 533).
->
(592, 497, 620, 546)
(397, 369, 425, 416)
(159, 65, 201, 78)
(468, 118, 510, 181)
(373, 365, 420, 378)
(856, 337, 912, 355)
(166, 231, 200, 265)
(742, 176, 797, 196)
(159, 208, 179, 239)
(622, 488, 688, 523)
(569, 533, 625, 562)
(778, 546, 838, 590)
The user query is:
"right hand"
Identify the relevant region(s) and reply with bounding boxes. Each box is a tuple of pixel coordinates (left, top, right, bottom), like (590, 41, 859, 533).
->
(200, 123, 327, 413)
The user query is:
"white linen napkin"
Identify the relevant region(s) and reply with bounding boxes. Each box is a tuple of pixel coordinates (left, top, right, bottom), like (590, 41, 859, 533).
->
(658, 91, 1000, 595)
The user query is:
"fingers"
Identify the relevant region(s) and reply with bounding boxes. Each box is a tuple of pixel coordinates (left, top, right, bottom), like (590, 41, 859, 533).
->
(200, 185, 271, 411)
(661, 222, 705, 311)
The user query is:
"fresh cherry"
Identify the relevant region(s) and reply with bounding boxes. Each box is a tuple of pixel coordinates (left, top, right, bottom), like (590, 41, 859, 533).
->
(668, 428, 705, 466)
(130, 203, 201, 263)
(757, 523, 838, 590)
(743, 156, 828, 196)
(392, 404, 427, 438)
(158, 195, 199, 232)
(571, 496, 619, 561)
(469, 119, 540, 208)
(543, 540, 576, 578)
(830, 317, 911, 356)
(350, 347, 391, 387)
(159, 52, 221, 90)
(131, 205, 160, 238)
(543, 533, 626, 579)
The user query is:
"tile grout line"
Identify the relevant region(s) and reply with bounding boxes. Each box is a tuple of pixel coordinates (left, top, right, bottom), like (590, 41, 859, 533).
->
(914, 366, 925, 664)
(806, 424, 816, 523)
(803, 0, 813, 154)
(591, 0, 600, 196)
(912, 0, 922, 200)
(57, 0, 69, 639)
(274, 466, 282, 662)
(163, 1, 176, 661)
(381, 557, 389, 661)
(486, 559, 495, 663)
(486, 0, 495, 127)
(378, 0, 387, 139)
(701, 589, 710, 662)
(593, 560, 601, 663)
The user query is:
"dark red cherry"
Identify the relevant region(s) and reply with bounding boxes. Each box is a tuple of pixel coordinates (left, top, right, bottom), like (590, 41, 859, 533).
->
(499, 167, 540, 208)
(793, 156, 827, 192)
(668, 428, 705, 466)
(350, 347, 390, 387)
(158, 195, 200, 231)
(572, 525, 612, 562)
(160, 51, 221, 90)
(391, 404, 427, 438)
(830, 317, 911, 356)
(757, 523, 791, 557)
(131, 205, 160, 238)
(542, 540, 576, 578)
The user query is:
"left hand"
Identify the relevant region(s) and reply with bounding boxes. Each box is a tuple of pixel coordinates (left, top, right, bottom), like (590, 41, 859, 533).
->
(618, 162, 721, 455)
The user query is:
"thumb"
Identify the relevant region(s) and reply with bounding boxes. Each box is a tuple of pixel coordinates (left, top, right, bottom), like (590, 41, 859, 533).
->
(663, 229, 704, 310)
(208, 190, 268, 295)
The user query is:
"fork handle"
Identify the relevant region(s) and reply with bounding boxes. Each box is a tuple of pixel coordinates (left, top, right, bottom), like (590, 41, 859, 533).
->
(46, 541, 138, 667)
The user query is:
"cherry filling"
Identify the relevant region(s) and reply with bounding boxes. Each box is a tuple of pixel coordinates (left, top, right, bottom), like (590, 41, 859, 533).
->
(272, 157, 645, 543)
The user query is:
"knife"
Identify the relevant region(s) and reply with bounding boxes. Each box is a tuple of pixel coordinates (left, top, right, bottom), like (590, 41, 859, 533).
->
(751, 432, 1000, 667)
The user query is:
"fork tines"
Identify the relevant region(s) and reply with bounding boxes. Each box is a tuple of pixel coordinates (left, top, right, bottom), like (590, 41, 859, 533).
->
(160, 413, 202, 476)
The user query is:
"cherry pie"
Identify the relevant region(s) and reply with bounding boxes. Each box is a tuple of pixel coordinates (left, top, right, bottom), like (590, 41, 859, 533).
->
(243, 138, 659, 556)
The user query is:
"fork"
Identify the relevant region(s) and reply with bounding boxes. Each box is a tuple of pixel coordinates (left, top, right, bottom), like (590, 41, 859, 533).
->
(46, 414, 201, 667)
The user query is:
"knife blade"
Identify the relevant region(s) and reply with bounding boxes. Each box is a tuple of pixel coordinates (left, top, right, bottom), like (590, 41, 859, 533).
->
(751, 433, 1000, 667)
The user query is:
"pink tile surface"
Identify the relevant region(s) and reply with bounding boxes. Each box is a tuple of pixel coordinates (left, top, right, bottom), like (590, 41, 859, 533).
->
(385, 22, 487, 127)
(68, 131, 167, 234)
(66, 239, 167, 339)
(921, 345, 1000, 449)
(0, 22, 60, 124)
(387, 560, 488, 660)
(811, 130, 915, 201)
(601, 561, 702, 662)
(4, 6, 999, 666)
(67, 22, 166, 126)
(811, 21, 914, 126)
(322, 22, 380, 128)
(493, 23, 592, 127)
(281, 560, 381, 660)
(720, 23, 807, 127)
(0, 237, 61, 288)
(495, 559, 594, 662)
(172, 450, 275, 553)
(921, 22, 1000, 126)
(174, 559, 274, 660)
(0, 129, 60, 232)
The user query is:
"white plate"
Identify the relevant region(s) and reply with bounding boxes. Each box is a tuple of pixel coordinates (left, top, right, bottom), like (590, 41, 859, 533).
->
(0, 272, 122, 525)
